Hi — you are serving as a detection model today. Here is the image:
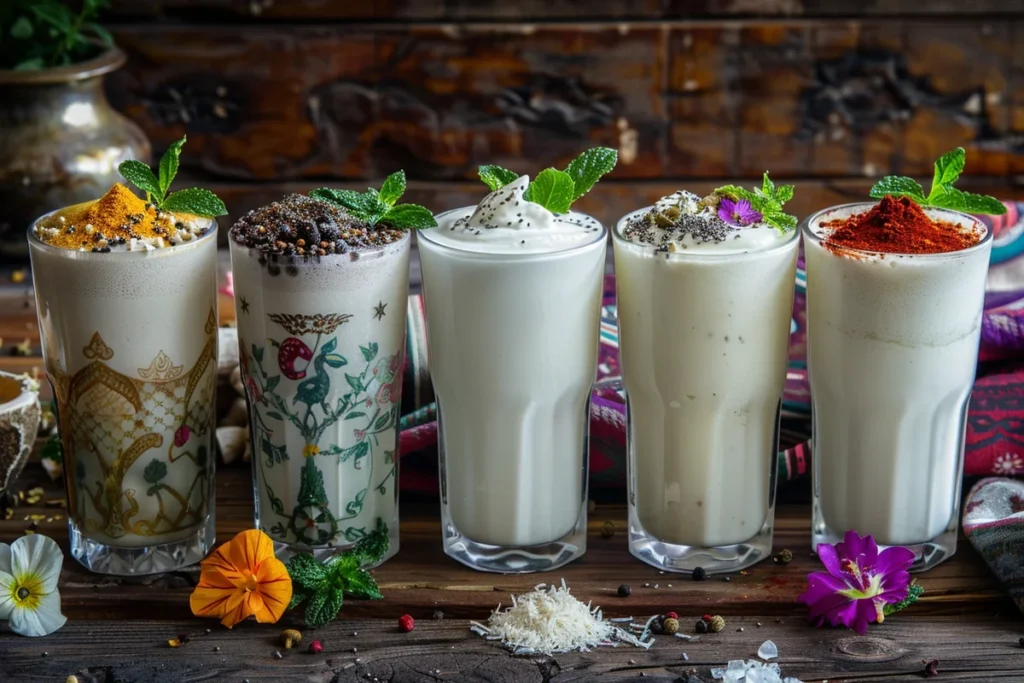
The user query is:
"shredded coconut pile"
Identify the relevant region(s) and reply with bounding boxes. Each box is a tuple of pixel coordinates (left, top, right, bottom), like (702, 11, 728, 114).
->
(470, 580, 653, 655)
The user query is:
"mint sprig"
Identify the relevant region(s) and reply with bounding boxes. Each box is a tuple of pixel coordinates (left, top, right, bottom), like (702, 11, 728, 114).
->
(286, 519, 389, 629)
(117, 136, 228, 217)
(310, 171, 437, 230)
(715, 172, 797, 232)
(882, 581, 923, 617)
(869, 148, 1007, 215)
(476, 147, 618, 213)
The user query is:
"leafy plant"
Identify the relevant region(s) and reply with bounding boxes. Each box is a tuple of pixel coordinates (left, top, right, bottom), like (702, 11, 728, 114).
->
(310, 171, 436, 230)
(883, 581, 923, 617)
(478, 147, 618, 213)
(286, 519, 389, 628)
(118, 136, 228, 217)
(869, 147, 1006, 215)
(0, 0, 113, 71)
(715, 172, 797, 232)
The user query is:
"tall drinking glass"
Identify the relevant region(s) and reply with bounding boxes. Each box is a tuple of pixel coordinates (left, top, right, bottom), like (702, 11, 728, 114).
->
(803, 203, 992, 571)
(30, 216, 218, 575)
(614, 208, 799, 573)
(230, 230, 409, 563)
(419, 209, 606, 573)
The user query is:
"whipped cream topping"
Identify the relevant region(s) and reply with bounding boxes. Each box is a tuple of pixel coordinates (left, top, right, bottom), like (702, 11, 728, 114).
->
(619, 190, 790, 254)
(421, 175, 603, 255)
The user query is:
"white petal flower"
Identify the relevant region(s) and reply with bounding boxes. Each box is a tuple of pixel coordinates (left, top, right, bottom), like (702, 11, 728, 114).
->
(0, 534, 67, 637)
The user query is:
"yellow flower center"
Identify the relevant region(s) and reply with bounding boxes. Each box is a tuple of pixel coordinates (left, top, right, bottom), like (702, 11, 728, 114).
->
(303, 444, 319, 458)
(10, 573, 43, 610)
(241, 569, 258, 593)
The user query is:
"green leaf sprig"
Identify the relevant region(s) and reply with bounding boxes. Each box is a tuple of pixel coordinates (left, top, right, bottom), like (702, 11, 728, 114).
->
(715, 172, 797, 232)
(117, 136, 228, 217)
(310, 171, 437, 230)
(1, 0, 113, 71)
(882, 580, 924, 617)
(477, 147, 618, 214)
(869, 148, 1006, 215)
(286, 519, 389, 629)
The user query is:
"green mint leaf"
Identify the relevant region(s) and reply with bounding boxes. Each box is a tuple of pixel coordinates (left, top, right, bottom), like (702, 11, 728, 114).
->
(89, 22, 114, 48)
(762, 211, 798, 232)
(524, 168, 575, 214)
(11, 16, 34, 39)
(564, 147, 617, 202)
(715, 185, 758, 203)
(309, 188, 373, 219)
(350, 518, 389, 565)
(287, 592, 307, 611)
(869, 176, 926, 201)
(158, 136, 186, 200)
(378, 171, 406, 207)
(930, 148, 966, 197)
(883, 582, 923, 617)
(361, 188, 391, 226)
(478, 165, 520, 192)
(344, 568, 383, 600)
(761, 171, 776, 199)
(926, 186, 1007, 215)
(286, 552, 330, 591)
(381, 204, 436, 230)
(118, 160, 161, 200)
(13, 57, 46, 71)
(160, 187, 228, 217)
(304, 587, 343, 629)
(776, 184, 795, 204)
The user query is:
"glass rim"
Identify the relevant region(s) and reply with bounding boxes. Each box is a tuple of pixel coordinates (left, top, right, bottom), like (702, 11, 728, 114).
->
(27, 206, 219, 259)
(418, 206, 607, 260)
(227, 227, 410, 264)
(801, 201, 993, 259)
(612, 206, 800, 261)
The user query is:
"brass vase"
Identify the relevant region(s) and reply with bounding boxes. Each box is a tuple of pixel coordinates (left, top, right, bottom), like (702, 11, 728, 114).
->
(0, 48, 150, 259)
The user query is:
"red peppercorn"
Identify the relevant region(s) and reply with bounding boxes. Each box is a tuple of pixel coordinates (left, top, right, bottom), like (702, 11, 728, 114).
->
(398, 614, 415, 632)
(702, 614, 712, 622)
(665, 611, 679, 620)
(308, 640, 323, 654)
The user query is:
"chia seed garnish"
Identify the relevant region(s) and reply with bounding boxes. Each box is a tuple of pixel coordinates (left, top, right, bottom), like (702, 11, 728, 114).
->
(623, 200, 736, 247)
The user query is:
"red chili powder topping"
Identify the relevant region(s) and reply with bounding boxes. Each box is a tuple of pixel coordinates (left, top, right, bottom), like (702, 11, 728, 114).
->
(822, 195, 981, 255)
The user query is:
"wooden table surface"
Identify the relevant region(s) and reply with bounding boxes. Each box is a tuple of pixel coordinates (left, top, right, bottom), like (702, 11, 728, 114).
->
(1, 463, 1023, 683)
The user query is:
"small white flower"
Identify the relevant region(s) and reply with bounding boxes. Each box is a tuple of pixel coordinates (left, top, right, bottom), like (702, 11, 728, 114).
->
(993, 452, 1024, 475)
(0, 534, 67, 637)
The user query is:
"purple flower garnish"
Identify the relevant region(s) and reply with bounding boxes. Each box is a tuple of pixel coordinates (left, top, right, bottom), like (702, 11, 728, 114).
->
(798, 530, 914, 635)
(718, 197, 763, 227)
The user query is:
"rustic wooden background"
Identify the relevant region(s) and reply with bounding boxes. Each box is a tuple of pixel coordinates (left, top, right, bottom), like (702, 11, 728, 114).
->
(95, 0, 1024, 235)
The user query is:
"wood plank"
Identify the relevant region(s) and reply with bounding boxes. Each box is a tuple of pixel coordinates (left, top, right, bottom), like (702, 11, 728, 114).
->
(101, 21, 1023, 182)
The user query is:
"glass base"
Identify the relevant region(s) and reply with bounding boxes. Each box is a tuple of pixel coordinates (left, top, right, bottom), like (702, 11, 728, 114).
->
(271, 534, 399, 568)
(812, 508, 957, 573)
(628, 509, 773, 574)
(69, 514, 215, 576)
(442, 511, 587, 574)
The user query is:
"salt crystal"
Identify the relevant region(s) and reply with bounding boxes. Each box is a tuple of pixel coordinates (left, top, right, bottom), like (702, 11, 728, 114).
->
(758, 640, 779, 660)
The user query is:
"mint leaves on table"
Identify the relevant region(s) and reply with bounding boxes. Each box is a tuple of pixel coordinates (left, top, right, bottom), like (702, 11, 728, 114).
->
(286, 519, 389, 629)
(869, 147, 1007, 216)
(715, 172, 797, 232)
(310, 171, 437, 230)
(118, 135, 228, 217)
(882, 581, 924, 617)
(477, 147, 618, 213)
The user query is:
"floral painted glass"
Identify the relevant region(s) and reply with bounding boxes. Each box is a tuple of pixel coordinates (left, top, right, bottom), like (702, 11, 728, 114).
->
(230, 233, 409, 563)
(29, 218, 219, 575)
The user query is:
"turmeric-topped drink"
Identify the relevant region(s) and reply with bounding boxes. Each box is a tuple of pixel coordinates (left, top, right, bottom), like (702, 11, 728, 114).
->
(230, 174, 428, 564)
(803, 148, 1003, 572)
(29, 137, 225, 575)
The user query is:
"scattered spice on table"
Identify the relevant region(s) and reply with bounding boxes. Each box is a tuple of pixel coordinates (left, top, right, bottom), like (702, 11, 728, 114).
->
(692, 567, 707, 581)
(773, 549, 793, 564)
(617, 584, 631, 598)
(923, 659, 939, 677)
(600, 521, 615, 538)
(708, 615, 725, 633)
(308, 640, 323, 654)
(398, 614, 415, 632)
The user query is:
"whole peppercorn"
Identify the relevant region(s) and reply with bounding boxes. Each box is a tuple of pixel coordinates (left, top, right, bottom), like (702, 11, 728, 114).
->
(308, 640, 323, 654)
(665, 611, 678, 620)
(398, 614, 415, 632)
(663, 618, 680, 635)
(600, 521, 615, 538)
(774, 548, 794, 564)
(649, 616, 665, 635)
(692, 567, 708, 581)
(617, 584, 631, 598)
(695, 620, 709, 634)
(708, 615, 726, 633)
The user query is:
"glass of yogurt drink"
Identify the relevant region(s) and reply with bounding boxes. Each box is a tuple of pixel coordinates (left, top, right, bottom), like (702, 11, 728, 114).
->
(419, 149, 616, 573)
(229, 174, 426, 564)
(804, 185, 997, 571)
(614, 176, 799, 574)
(29, 138, 225, 575)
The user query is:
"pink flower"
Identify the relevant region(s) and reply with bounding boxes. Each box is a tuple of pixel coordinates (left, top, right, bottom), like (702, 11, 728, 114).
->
(798, 530, 914, 635)
(174, 425, 191, 447)
(354, 430, 366, 441)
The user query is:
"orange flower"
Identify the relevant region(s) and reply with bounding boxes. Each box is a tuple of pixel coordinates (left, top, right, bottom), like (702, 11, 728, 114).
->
(189, 529, 292, 628)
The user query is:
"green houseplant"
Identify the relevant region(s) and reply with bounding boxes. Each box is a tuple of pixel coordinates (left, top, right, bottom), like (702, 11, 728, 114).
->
(0, 0, 150, 258)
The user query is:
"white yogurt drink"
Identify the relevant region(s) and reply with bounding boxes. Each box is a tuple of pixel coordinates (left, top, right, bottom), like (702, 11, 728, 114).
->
(614, 191, 798, 573)
(29, 186, 219, 575)
(230, 195, 408, 564)
(419, 175, 606, 573)
(804, 200, 992, 572)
